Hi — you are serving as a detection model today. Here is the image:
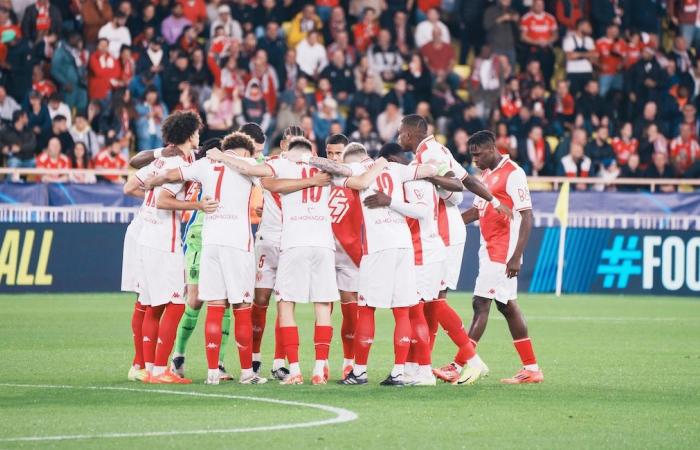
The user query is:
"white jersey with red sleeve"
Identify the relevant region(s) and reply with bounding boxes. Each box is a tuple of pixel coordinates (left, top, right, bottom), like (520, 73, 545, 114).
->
(415, 135, 467, 246)
(403, 177, 446, 266)
(473, 156, 532, 263)
(136, 154, 194, 253)
(265, 157, 334, 251)
(179, 153, 256, 251)
(340, 159, 417, 254)
(256, 156, 283, 246)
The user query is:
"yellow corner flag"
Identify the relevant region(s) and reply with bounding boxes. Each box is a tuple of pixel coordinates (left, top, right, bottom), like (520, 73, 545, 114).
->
(554, 182, 570, 226)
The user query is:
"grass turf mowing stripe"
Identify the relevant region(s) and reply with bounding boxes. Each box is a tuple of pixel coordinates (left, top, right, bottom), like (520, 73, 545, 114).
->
(0, 383, 358, 443)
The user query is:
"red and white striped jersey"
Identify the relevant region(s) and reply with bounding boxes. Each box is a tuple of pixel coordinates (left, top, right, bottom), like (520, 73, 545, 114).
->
(135, 154, 194, 253)
(415, 135, 467, 246)
(341, 159, 417, 254)
(179, 153, 256, 251)
(266, 157, 334, 251)
(404, 178, 446, 266)
(473, 156, 532, 264)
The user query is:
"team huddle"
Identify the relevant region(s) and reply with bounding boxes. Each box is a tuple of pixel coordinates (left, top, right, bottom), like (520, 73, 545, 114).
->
(120, 110, 544, 387)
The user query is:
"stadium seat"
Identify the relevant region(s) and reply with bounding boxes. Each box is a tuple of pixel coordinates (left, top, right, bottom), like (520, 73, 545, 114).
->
(546, 136, 559, 153)
(453, 65, 471, 80)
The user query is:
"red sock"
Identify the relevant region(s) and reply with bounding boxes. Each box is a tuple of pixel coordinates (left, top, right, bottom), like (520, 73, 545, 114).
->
(470, 338, 478, 348)
(234, 307, 253, 369)
(353, 305, 375, 365)
(154, 303, 185, 367)
(280, 326, 299, 364)
(274, 317, 285, 360)
(340, 302, 357, 360)
(204, 304, 226, 370)
(434, 301, 476, 365)
(392, 306, 412, 365)
(251, 304, 267, 354)
(314, 325, 333, 361)
(142, 305, 165, 367)
(513, 337, 537, 366)
(131, 301, 146, 368)
(409, 303, 431, 365)
(423, 301, 440, 351)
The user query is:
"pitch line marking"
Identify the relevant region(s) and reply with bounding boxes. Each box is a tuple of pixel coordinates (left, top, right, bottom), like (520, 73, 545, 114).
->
(0, 383, 359, 443)
(492, 315, 697, 323)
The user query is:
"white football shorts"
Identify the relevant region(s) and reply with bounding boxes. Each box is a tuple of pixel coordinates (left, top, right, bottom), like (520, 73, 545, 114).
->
(254, 242, 280, 290)
(416, 260, 447, 302)
(444, 243, 465, 290)
(275, 247, 338, 303)
(358, 248, 419, 309)
(139, 246, 186, 307)
(335, 245, 359, 293)
(473, 246, 517, 304)
(120, 218, 143, 294)
(199, 245, 255, 304)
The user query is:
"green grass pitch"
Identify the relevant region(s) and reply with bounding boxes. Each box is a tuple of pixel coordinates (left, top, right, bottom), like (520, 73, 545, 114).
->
(1, 293, 699, 449)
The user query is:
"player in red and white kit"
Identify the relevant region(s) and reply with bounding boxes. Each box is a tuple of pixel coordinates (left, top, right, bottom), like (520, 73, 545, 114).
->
(250, 125, 309, 381)
(125, 111, 217, 384)
(122, 144, 186, 382)
(144, 132, 269, 385)
(324, 134, 364, 379)
(304, 143, 439, 386)
(398, 115, 508, 380)
(461, 131, 543, 384)
(211, 137, 353, 385)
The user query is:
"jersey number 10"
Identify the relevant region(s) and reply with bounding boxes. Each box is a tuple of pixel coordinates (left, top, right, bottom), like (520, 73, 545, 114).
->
(301, 167, 322, 203)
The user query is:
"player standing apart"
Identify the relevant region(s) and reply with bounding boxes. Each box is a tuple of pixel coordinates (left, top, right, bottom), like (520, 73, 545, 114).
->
(461, 130, 543, 384)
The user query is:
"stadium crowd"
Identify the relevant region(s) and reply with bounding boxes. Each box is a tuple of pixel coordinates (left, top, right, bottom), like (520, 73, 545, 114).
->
(1, 0, 700, 189)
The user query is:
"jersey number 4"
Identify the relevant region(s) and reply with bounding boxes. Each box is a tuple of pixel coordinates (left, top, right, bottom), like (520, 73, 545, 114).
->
(301, 167, 322, 203)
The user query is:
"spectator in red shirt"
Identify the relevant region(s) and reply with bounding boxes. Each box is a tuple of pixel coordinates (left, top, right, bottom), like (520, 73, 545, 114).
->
(36, 137, 70, 182)
(611, 122, 639, 165)
(178, 0, 207, 24)
(420, 26, 459, 89)
(555, 0, 587, 32)
(32, 65, 57, 99)
(93, 139, 127, 183)
(596, 23, 625, 97)
(88, 38, 121, 101)
(670, 122, 700, 175)
(546, 79, 575, 136)
(352, 7, 379, 54)
(500, 76, 522, 120)
(519, 0, 558, 84)
(669, 0, 700, 50)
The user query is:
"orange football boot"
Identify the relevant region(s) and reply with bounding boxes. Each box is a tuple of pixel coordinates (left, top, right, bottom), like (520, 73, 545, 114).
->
(501, 368, 544, 384)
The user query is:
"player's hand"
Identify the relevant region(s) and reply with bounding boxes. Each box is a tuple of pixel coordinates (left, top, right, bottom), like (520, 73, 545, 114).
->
(206, 148, 224, 161)
(373, 157, 388, 169)
(310, 171, 331, 187)
(363, 189, 392, 209)
(198, 195, 219, 213)
(161, 144, 184, 158)
(506, 256, 521, 279)
(495, 203, 513, 220)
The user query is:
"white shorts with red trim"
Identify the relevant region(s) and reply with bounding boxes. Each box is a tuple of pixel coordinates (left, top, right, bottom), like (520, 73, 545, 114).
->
(416, 260, 446, 301)
(139, 246, 186, 307)
(275, 247, 338, 303)
(121, 218, 143, 294)
(335, 246, 359, 293)
(473, 247, 517, 304)
(358, 248, 419, 309)
(254, 242, 280, 290)
(199, 245, 255, 304)
(444, 243, 465, 290)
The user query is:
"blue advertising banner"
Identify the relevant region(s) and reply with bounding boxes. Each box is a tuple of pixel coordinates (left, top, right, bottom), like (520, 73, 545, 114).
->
(0, 223, 697, 295)
(0, 183, 49, 205)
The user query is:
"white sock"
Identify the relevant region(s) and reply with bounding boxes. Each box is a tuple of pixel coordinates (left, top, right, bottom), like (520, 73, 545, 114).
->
(145, 362, 154, 373)
(272, 358, 285, 371)
(343, 358, 354, 368)
(172, 352, 184, 359)
(404, 362, 418, 376)
(470, 354, 485, 368)
(288, 362, 301, 376)
(252, 353, 261, 362)
(353, 364, 367, 377)
(208, 368, 219, 379)
(418, 365, 432, 378)
(390, 364, 404, 377)
(452, 362, 463, 371)
(240, 368, 253, 379)
(152, 366, 166, 377)
(313, 360, 325, 375)
(132, 364, 142, 370)
(524, 364, 540, 371)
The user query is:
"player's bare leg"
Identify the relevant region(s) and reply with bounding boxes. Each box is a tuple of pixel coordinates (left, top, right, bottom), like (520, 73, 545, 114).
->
(278, 300, 303, 384)
(311, 302, 333, 385)
(231, 302, 266, 385)
(495, 300, 543, 384)
(339, 291, 358, 378)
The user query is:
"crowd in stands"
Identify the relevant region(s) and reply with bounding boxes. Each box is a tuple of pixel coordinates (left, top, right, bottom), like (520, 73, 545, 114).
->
(1, 0, 699, 191)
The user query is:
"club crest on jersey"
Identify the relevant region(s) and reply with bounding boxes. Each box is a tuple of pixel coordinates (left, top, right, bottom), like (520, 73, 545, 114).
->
(413, 189, 424, 200)
(328, 189, 350, 223)
(154, 158, 165, 168)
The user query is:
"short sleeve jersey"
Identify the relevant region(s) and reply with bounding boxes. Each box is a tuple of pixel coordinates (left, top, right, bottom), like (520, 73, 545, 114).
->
(404, 176, 446, 266)
(179, 153, 257, 251)
(135, 154, 193, 253)
(472, 156, 532, 264)
(415, 135, 467, 246)
(520, 11, 557, 43)
(265, 157, 334, 251)
(340, 159, 417, 254)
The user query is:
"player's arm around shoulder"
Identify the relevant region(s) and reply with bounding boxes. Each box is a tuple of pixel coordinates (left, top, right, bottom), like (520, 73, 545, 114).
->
(261, 171, 331, 194)
(345, 157, 388, 190)
(208, 148, 273, 177)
